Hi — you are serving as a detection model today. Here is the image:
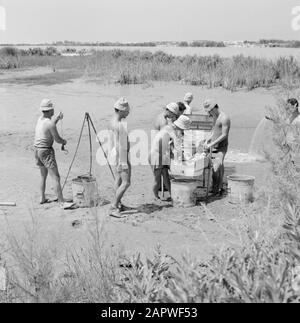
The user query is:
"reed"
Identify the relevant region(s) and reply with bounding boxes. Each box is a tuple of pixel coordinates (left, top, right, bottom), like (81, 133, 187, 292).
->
(1, 48, 300, 91)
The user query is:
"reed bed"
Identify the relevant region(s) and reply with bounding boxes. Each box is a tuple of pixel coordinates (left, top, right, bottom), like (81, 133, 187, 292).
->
(1, 48, 300, 90)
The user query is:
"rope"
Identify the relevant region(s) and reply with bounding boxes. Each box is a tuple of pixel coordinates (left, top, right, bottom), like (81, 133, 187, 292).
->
(62, 115, 87, 191)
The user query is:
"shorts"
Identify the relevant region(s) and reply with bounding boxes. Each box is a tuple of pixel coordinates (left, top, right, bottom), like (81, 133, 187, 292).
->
(115, 162, 131, 174)
(212, 148, 227, 171)
(34, 148, 57, 169)
(151, 164, 170, 172)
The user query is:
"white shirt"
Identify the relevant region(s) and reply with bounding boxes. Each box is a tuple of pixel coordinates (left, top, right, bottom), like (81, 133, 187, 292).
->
(183, 103, 192, 115)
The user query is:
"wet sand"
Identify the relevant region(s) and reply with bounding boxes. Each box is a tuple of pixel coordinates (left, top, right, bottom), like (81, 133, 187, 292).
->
(0, 69, 278, 261)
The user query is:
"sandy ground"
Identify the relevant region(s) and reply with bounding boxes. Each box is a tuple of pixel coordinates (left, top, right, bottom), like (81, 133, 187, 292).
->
(0, 68, 277, 261)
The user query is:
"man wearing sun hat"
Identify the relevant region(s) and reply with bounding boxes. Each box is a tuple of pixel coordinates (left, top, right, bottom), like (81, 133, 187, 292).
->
(34, 99, 73, 209)
(183, 92, 194, 115)
(150, 115, 192, 200)
(203, 99, 231, 196)
(152, 102, 181, 200)
(155, 102, 180, 131)
(109, 97, 132, 218)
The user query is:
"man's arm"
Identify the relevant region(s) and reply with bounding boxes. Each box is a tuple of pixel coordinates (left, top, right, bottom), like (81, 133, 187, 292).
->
(205, 132, 214, 144)
(54, 112, 64, 125)
(207, 117, 231, 149)
(49, 122, 66, 145)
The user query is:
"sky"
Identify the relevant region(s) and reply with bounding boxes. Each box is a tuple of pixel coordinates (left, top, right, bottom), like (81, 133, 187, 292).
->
(0, 0, 299, 43)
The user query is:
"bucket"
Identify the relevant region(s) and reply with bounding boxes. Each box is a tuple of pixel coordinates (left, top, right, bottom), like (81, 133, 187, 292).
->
(171, 179, 200, 208)
(227, 175, 255, 204)
(72, 175, 99, 208)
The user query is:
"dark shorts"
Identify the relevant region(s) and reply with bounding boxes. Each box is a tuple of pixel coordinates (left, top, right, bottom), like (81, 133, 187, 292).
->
(212, 147, 228, 170)
(34, 148, 57, 169)
(151, 165, 170, 172)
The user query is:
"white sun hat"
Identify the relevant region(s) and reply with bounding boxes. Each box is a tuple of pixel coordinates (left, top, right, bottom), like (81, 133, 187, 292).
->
(174, 115, 192, 130)
(203, 99, 218, 112)
(114, 97, 130, 111)
(40, 99, 54, 111)
(166, 102, 180, 116)
(184, 92, 194, 102)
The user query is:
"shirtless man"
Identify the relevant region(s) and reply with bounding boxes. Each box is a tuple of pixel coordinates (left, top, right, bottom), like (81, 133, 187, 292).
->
(34, 99, 73, 209)
(109, 98, 131, 218)
(203, 99, 231, 195)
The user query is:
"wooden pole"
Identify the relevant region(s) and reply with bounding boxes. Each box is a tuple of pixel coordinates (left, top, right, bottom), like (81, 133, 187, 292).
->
(0, 202, 16, 207)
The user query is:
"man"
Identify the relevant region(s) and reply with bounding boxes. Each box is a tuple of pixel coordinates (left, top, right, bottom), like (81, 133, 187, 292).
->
(109, 98, 131, 218)
(177, 102, 187, 116)
(265, 99, 299, 124)
(152, 103, 181, 198)
(34, 99, 73, 209)
(203, 99, 231, 196)
(152, 103, 180, 200)
(285, 98, 300, 167)
(150, 115, 192, 201)
(154, 102, 180, 131)
(183, 92, 194, 115)
(287, 98, 300, 125)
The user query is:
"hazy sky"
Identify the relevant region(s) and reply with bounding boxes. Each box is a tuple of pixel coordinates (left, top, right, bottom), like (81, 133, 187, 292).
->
(0, 0, 299, 43)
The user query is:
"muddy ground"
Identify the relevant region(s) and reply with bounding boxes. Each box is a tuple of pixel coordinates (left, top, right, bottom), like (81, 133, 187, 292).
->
(0, 67, 280, 261)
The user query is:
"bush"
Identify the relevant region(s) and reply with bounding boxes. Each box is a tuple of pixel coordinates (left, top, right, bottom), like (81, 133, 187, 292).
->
(0, 47, 19, 57)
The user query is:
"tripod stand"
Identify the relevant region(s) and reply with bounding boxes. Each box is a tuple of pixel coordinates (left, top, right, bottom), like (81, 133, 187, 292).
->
(62, 113, 115, 191)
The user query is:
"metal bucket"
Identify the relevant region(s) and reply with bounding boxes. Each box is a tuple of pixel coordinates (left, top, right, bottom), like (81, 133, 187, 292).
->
(227, 175, 255, 204)
(171, 179, 200, 208)
(72, 175, 99, 208)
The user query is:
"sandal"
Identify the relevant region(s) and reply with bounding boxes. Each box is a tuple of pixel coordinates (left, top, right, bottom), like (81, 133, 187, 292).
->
(60, 202, 76, 210)
(109, 208, 127, 219)
(118, 204, 134, 212)
(40, 199, 51, 205)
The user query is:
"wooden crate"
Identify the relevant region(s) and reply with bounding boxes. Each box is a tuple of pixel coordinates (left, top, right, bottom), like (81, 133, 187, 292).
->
(188, 114, 213, 131)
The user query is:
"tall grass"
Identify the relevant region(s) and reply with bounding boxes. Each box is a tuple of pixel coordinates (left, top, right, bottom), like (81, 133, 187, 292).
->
(84, 50, 300, 90)
(1, 48, 300, 91)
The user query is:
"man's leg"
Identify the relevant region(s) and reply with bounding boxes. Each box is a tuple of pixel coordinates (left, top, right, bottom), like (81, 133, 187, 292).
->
(212, 151, 226, 194)
(113, 171, 122, 209)
(48, 166, 64, 203)
(114, 168, 131, 208)
(153, 168, 162, 199)
(219, 163, 225, 191)
(115, 172, 122, 194)
(161, 167, 171, 194)
(39, 166, 48, 203)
